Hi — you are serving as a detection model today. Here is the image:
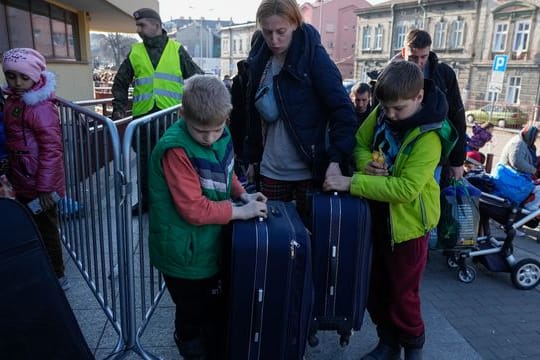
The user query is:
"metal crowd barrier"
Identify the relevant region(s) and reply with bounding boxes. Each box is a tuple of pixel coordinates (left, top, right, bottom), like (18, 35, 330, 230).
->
(120, 105, 181, 359)
(57, 98, 181, 359)
(57, 98, 125, 354)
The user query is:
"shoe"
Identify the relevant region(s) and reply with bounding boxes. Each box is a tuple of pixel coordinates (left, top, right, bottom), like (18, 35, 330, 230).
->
(131, 202, 149, 216)
(174, 332, 206, 359)
(404, 347, 423, 360)
(360, 339, 401, 360)
(515, 229, 526, 237)
(58, 276, 70, 291)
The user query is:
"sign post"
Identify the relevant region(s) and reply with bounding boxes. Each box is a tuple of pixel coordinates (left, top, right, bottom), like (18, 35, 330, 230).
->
(488, 55, 507, 94)
(488, 55, 508, 124)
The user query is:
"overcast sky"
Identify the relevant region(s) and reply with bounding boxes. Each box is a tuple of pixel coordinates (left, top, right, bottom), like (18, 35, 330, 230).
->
(158, 0, 382, 24)
(158, 0, 260, 23)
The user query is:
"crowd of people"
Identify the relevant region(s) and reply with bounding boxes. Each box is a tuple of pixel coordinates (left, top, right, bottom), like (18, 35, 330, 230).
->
(1, 1, 538, 359)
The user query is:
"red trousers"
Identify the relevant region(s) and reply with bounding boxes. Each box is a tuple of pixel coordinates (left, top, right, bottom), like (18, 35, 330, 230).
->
(367, 227, 429, 339)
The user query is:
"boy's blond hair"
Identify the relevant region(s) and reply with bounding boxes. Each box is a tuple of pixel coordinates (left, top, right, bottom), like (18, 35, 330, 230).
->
(375, 61, 423, 103)
(182, 75, 232, 126)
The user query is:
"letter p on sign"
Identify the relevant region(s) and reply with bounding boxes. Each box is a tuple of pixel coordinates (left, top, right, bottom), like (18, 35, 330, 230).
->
(492, 55, 508, 72)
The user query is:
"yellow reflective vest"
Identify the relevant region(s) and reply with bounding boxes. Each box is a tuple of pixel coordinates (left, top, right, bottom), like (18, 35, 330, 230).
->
(129, 40, 183, 116)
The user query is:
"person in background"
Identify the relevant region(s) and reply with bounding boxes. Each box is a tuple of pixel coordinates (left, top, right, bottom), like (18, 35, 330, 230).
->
(323, 61, 457, 360)
(394, 29, 466, 184)
(498, 124, 540, 212)
(467, 121, 494, 151)
(148, 75, 267, 359)
(2, 48, 68, 290)
(0, 88, 7, 176)
(112, 7, 203, 215)
(230, 0, 356, 224)
(222, 74, 232, 92)
(350, 81, 373, 127)
(463, 150, 485, 175)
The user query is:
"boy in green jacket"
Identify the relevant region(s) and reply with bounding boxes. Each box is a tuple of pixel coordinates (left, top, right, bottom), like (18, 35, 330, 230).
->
(323, 61, 456, 360)
(148, 75, 267, 359)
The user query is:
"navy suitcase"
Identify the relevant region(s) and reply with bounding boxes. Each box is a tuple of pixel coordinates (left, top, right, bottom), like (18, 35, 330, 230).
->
(309, 192, 372, 346)
(0, 198, 94, 359)
(227, 201, 313, 360)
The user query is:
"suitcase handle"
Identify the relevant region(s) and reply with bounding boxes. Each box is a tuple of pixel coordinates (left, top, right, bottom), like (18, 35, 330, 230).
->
(253, 288, 264, 342)
(329, 245, 337, 295)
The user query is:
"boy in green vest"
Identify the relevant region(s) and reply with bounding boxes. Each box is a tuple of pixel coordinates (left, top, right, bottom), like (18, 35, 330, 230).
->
(148, 75, 268, 359)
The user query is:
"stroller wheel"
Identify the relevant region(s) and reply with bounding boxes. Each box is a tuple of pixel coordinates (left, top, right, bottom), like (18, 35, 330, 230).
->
(457, 266, 476, 283)
(511, 259, 540, 290)
(447, 255, 459, 269)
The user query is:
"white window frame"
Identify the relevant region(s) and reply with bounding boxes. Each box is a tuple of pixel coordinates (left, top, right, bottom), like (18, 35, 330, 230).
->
(513, 20, 530, 52)
(492, 22, 508, 52)
(449, 20, 464, 49)
(485, 86, 499, 102)
(433, 21, 446, 49)
(362, 26, 371, 50)
(506, 76, 521, 104)
(222, 39, 228, 55)
(394, 24, 407, 49)
(374, 25, 383, 50)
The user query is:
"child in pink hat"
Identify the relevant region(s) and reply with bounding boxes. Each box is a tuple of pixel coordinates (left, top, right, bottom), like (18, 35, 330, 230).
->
(2, 48, 69, 290)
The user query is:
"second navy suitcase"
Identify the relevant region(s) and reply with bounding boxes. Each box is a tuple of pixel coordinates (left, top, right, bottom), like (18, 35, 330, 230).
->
(309, 192, 372, 346)
(227, 200, 313, 360)
(0, 198, 94, 359)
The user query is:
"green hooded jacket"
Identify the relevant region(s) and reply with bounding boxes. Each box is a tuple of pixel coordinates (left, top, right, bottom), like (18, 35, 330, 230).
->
(350, 107, 457, 244)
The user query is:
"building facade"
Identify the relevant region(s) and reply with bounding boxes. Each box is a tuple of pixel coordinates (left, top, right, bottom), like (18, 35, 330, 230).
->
(301, 0, 371, 79)
(219, 22, 257, 77)
(0, 0, 154, 100)
(354, 0, 540, 120)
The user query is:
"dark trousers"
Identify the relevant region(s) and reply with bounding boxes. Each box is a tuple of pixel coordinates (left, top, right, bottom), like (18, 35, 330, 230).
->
(163, 274, 225, 359)
(132, 121, 166, 207)
(260, 176, 313, 226)
(32, 204, 64, 278)
(367, 224, 429, 341)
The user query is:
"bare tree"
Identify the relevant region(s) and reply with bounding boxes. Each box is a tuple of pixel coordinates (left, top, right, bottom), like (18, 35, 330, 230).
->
(100, 33, 137, 68)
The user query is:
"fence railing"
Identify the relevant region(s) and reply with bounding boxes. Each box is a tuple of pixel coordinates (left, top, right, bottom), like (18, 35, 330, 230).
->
(57, 98, 180, 359)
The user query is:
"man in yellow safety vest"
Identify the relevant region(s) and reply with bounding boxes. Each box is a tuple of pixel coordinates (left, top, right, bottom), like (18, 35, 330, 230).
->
(112, 8, 203, 215)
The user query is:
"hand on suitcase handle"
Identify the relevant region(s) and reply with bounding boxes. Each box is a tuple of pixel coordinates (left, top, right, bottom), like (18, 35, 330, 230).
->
(232, 200, 268, 220)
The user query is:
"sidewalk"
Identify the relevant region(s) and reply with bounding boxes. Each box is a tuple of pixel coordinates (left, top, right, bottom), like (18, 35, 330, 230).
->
(64, 222, 540, 360)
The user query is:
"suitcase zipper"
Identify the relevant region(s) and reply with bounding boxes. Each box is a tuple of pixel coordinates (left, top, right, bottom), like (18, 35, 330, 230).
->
(290, 240, 300, 259)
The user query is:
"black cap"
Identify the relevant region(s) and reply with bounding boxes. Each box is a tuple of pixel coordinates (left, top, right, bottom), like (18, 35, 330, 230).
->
(133, 8, 161, 22)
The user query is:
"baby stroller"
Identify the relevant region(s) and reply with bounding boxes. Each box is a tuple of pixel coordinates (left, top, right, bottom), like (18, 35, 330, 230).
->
(445, 177, 540, 290)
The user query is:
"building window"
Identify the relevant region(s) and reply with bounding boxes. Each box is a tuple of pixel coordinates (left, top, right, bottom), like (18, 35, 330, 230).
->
(326, 23, 335, 33)
(433, 21, 446, 49)
(362, 26, 371, 50)
(492, 22, 508, 52)
(1, 0, 80, 61)
(449, 20, 464, 49)
(222, 39, 229, 54)
(239, 39, 243, 52)
(486, 89, 499, 103)
(513, 21, 530, 53)
(233, 39, 237, 54)
(394, 24, 407, 49)
(374, 25, 383, 50)
(506, 76, 521, 104)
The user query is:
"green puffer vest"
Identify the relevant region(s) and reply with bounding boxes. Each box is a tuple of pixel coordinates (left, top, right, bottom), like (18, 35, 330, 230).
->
(148, 120, 234, 279)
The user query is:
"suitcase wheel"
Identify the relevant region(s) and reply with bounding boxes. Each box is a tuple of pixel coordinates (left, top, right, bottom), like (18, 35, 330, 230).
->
(339, 334, 350, 347)
(308, 334, 319, 347)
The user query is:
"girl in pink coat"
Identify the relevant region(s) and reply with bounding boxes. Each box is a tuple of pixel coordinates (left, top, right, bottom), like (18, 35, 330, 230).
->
(2, 48, 68, 290)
